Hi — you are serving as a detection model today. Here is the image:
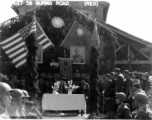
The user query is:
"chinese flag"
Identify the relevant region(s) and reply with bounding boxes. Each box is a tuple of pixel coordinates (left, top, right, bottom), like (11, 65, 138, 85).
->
(61, 20, 92, 62)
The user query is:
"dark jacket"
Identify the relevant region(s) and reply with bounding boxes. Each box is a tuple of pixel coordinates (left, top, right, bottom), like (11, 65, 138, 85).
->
(58, 80, 67, 94)
(116, 103, 132, 119)
(78, 82, 90, 99)
(104, 80, 114, 98)
(124, 77, 133, 97)
(114, 74, 124, 94)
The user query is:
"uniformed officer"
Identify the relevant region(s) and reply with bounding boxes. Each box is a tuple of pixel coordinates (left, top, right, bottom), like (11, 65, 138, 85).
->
(104, 74, 115, 115)
(0, 82, 13, 119)
(123, 70, 133, 98)
(7, 89, 26, 119)
(114, 68, 124, 94)
(133, 92, 152, 119)
(72, 48, 84, 63)
(115, 92, 132, 119)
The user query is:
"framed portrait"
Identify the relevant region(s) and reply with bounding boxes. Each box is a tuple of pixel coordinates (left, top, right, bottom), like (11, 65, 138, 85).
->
(70, 46, 85, 64)
(36, 44, 43, 63)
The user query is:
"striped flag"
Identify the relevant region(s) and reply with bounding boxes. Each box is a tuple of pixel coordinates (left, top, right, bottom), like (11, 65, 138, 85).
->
(0, 20, 53, 68)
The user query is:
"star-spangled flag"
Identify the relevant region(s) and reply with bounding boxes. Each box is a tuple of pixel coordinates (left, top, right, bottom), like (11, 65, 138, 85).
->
(61, 20, 92, 62)
(0, 20, 53, 68)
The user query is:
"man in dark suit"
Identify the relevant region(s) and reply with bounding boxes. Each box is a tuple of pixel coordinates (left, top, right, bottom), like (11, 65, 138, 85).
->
(114, 68, 124, 95)
(123, 70, 133, 98)
(58, 76, 68, 94)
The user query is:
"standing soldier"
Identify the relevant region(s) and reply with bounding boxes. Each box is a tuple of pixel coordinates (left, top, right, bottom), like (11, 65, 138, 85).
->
(104, 74, 115, 115)
(133, 92, 152, 119)
(123, 70, 133, 98)
(7, 89, 26, 119)
(0, 82, 13, 119)
(115, 92, 132, 119)
(114, 68, 124, 94)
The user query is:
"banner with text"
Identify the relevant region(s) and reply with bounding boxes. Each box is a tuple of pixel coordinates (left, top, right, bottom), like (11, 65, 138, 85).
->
(58, 57, 72, 80)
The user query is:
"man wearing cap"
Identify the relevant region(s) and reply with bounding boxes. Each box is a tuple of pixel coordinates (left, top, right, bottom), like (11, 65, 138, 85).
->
(115, 92, 132, 119)
(0, 82, 14, 119)
(133, 92, 152, 119)
(123, 70, 133, 98)
(128, 82, 146, 111)
(114, 68, 124, 94)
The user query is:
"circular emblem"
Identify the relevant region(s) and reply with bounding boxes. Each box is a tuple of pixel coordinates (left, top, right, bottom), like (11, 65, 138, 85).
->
(76, 28, 84, 36)
(51, 17, 64, 28)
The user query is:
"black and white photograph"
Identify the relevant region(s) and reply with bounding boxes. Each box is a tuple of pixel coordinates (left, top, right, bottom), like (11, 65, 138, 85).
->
(70, 46, 85, 64)
(0, 0, 152, 119)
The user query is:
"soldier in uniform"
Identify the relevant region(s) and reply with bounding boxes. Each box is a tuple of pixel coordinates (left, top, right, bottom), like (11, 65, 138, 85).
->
(104, 74, 115, 115)
(0, 82, 14, 119)
(72, 48, 84, 63)
(7, 89, 26, 119)
(123, 70, 133, 98)
(128, 82, 146, 111)
(115, 92, 132, 119)
(133, 92, 152, 119)
(114, 68, 124, 94)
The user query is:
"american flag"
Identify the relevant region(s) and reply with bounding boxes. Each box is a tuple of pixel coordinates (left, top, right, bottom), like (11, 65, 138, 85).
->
(0, 20, 53, 68)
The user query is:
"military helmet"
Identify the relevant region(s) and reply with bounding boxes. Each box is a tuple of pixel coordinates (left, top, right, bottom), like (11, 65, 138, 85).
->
(134, 92, 148, 105)
(11, 89, 25, 100)
(115, 92, 126, 101)
(0, 82, 13, 98)
(22, 90, 30, 98)
(115, 68, 121, 73)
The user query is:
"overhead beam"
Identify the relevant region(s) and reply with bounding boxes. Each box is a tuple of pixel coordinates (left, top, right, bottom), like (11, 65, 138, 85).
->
(131, 46, 151, 60)
(115, 60, 152, 64)
(115, 43, 126, 52)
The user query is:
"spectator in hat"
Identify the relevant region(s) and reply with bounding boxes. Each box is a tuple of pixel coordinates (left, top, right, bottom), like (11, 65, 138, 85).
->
(110, 72, 116, 89)
(123, 70, 133, 98)
(114, 68, 124, 94)
(133, 93, 152, 119)
(142, 72, 149, 93)
(128, 82, 146, 111)
(115, 92, 132, 119)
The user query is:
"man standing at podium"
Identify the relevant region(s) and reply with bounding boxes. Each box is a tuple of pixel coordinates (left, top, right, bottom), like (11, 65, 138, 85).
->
(58, 75, 68, 94)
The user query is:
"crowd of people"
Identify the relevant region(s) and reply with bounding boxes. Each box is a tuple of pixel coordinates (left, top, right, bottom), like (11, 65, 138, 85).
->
(97, 68, 152, 119)
(0, 82, 42, 119)
(0, 67, 152, 119)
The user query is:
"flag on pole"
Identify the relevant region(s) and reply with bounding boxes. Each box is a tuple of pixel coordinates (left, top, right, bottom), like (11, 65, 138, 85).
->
(61, 20, 92, 62)
(0, 20, 53, 68)
(91, 18, 100, 50)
